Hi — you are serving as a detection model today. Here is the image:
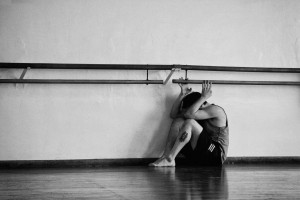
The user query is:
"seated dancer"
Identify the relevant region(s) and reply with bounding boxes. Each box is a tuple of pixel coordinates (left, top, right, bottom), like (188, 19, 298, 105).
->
(149, 80, 229, 167)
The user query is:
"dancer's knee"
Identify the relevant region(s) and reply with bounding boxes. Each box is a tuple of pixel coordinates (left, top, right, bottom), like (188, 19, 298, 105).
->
(180, 119, 202, 139)
(184, 119, 198, 127)
(172, 118, 185, 125)
(183, 119, 203, 132)
(170, 118, 185, 131)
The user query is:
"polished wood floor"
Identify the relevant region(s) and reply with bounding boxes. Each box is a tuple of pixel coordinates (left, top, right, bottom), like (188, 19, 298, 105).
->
(0, 165, 299, 199)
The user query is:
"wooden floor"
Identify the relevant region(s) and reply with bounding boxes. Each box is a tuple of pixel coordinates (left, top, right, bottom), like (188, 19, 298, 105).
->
(0, 164, 300, 199)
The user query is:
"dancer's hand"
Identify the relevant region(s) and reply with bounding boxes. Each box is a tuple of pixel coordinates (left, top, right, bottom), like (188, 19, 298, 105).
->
(201, 80, 212, 100)
(178, 77, 192, 96)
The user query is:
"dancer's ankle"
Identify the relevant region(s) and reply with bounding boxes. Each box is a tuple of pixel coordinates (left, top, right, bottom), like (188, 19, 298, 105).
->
(166, 156, 173, 162)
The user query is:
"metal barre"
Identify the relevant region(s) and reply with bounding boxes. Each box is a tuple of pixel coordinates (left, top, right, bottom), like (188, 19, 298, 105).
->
(0, 79, 164, 84)
(1, 63, 299, 85)
(172, 79, 300, 86)
(1, 79, 298, 86)
(0, 62, 300, 73)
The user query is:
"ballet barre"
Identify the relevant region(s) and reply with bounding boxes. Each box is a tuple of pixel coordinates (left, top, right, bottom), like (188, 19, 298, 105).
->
(172, 79, 300, 86)
(0, 79, 163, 84)
(0, 63, 299, 85)
(1, 63, 300, 72)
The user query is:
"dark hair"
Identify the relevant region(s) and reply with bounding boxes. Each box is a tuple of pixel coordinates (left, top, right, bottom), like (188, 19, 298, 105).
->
(181, 92, 202, 109)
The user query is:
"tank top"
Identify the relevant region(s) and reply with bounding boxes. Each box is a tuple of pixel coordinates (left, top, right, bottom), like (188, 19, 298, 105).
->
(197, 104, 229, 163)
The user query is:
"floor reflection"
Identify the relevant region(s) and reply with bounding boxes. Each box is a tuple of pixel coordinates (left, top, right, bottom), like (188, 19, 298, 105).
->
(148, 166, 228, 200)
(2, 165, 300, 199)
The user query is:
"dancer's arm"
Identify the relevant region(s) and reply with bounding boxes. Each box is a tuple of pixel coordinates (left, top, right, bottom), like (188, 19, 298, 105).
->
(170, 78, 192, 119)
(184, 80, 215, 119)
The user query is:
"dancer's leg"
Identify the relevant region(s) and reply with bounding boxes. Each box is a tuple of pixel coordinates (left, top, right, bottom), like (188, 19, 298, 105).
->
(152, 119, 202, 167)
(149, 118, 184, 166)
(163, 118, 185, 157)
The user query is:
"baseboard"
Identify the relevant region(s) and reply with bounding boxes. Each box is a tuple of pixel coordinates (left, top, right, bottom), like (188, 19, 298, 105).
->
(0, 157, 300, 169)
(225, 156, 300, 164)
(0, 158, 156, 169)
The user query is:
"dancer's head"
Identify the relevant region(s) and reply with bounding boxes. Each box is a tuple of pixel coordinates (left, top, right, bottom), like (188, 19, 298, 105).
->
(181, 92, 207, 109)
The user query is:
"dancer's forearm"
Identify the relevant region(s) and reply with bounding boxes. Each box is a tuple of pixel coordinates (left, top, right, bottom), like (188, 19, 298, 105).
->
(170, 93, 185, 119)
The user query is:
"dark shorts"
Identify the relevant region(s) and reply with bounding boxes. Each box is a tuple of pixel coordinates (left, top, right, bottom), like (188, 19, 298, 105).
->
(180, 131, 223, 166)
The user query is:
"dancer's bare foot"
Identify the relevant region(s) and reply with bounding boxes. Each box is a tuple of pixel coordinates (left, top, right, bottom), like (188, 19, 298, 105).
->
(149, 158, 175, 167)
(149, 157, 165, 166)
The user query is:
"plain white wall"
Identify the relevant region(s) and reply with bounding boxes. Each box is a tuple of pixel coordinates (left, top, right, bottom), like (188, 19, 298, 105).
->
(0, 0, 300, 160)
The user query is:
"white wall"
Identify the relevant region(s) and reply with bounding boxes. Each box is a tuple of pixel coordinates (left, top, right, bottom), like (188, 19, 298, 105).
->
(0, 0, 299, 160)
